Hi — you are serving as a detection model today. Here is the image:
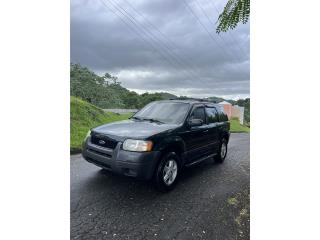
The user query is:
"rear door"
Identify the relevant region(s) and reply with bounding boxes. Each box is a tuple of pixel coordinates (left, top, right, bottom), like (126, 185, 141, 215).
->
(205, 107, 221, 153)
(216, 107, 230, 133)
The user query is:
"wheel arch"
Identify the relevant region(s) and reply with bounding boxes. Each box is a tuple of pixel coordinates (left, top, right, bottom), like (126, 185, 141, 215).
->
(220, 131, 230, 143)
(155, 136, 187, 167)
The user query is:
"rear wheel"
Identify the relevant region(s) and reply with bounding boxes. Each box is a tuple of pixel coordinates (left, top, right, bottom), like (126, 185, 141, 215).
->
(154, 152, 179, 192)
(215, 138, 228, 163)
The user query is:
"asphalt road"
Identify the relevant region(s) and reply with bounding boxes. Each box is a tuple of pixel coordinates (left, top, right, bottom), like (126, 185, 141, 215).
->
(71, 133, 250, 240)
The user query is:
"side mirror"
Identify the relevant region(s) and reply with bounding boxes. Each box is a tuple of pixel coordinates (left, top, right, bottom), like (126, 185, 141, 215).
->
(188, 119, 203, 127)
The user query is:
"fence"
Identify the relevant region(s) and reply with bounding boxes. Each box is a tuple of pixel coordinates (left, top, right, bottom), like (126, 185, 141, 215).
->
(231, 105, 245, 124)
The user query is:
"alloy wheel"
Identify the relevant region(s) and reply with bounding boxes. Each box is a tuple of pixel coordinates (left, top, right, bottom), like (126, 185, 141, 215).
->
(163, 159, 178, 186)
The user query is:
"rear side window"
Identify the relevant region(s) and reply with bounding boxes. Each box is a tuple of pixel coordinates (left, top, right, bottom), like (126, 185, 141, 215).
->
(205, 107, 219, 123)
(190, 106, 206, 123)
(217, 109, 228, 122)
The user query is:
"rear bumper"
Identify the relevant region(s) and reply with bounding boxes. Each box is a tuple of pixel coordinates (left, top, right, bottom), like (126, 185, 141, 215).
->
(82, 137, 161, 180)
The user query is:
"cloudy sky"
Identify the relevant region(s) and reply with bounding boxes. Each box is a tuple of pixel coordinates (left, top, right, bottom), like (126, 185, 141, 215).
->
(71, 0, 250, 99)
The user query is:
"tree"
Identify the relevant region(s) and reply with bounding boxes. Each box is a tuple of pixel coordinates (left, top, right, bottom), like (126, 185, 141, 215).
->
(216, 0, 250, 33)
(70, 63, 125, 108)
(139, 93, 163, 108)
(122, 91, 140, 109)
(70, 63, 166, 109)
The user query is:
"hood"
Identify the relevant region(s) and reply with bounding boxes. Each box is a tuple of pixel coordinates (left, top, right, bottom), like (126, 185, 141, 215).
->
(92, 119, 177, 139)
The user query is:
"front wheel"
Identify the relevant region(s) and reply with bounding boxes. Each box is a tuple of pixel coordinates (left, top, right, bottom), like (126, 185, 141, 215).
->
(154, 152, 179, 192)
(215, 138, 228, 163)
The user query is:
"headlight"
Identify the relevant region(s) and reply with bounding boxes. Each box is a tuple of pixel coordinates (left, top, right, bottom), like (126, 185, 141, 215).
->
(123, 139, 153, 152)
(85, 130, 91, 139)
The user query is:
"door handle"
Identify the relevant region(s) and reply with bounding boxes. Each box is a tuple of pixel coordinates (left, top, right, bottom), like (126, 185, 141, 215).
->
(203, 130, 209, 133)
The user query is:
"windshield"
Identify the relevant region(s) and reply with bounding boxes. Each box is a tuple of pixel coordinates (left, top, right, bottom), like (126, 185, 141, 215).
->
(133, 102, 190, 124)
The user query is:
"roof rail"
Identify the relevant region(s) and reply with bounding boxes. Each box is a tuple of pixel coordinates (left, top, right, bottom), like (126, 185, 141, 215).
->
(169, 97, 217, 103)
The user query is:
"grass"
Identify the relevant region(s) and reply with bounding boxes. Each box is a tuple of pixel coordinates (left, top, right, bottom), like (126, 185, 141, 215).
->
(70, 96, 132, 153)
(230, 118, 250, 133)
(228, 197, 239, 206)
(235, 208, 249, 226)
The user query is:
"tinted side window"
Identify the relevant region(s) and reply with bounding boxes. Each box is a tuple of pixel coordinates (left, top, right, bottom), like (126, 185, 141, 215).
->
(217, 109, 228, 122)
(205, 107, 219, 123)
(190, 107, 206, 122)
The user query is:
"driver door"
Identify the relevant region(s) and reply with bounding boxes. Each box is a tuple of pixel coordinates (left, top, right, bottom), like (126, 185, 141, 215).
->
(183, 105, 211, 163)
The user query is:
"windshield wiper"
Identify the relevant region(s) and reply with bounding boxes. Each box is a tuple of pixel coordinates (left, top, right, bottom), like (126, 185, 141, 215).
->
(130, 116, 142, 120)
(130, 116, 164, 124)
(141, 118, 164, 124)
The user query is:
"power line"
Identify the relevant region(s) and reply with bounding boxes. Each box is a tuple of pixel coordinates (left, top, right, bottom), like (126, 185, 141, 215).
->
(122, 0, 248, 81)
(100, 0, 195, 82)
(99, 1, 178, 71)
(107, 0, 202, 80)
(193, 0, 247, 57)
(120, 0, 205, 78)
(182, 0, 249, 79)
(100, 0, 248, 84)
(181, 0, 241, 62)
(99, 0, 160, 57)
(104, 0, 199, 81)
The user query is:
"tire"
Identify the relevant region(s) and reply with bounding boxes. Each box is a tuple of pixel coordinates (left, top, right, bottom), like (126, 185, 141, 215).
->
(154, 152, 180, 192)
(215, 138, 228, 163)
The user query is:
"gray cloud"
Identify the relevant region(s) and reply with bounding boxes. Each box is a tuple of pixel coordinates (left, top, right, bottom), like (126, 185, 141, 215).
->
(71, 0, 250, 99)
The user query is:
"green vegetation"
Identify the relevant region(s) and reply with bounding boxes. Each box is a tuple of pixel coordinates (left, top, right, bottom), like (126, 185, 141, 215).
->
(70, 96, 131, 153)
(235, 208, 249, 226)
(216, 0, 250, 33)
(228, 197, 239, 206)
(71, 63, 164, 109)
(230, 118, 250, 133)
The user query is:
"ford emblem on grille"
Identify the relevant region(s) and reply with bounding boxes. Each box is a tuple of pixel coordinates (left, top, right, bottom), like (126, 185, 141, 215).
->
(98, 140, 106, 145)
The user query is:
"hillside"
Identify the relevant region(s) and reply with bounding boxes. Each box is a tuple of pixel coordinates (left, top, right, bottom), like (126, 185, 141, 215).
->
(70, 96, 131, 153)
(71, 63, 164, 109)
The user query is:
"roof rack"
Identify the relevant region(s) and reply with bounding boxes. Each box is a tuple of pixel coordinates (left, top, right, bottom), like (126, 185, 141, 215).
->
(168, 97, 217, 103)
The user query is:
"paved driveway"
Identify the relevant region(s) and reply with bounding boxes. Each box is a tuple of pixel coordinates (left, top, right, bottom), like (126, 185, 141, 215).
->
(71, 133, 250, 240)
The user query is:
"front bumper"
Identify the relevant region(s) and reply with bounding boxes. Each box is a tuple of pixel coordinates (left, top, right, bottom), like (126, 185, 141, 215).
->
(82, 137, 161, 180)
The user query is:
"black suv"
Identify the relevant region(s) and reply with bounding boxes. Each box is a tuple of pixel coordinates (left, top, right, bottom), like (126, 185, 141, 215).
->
(82, 100, 230, 191)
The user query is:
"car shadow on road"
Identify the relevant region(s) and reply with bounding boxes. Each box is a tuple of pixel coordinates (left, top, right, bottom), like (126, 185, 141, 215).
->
(80, 158, 222, 198)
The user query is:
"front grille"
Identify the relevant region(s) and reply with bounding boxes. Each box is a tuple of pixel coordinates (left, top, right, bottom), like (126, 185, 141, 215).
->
(91, 133, 118, 149)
